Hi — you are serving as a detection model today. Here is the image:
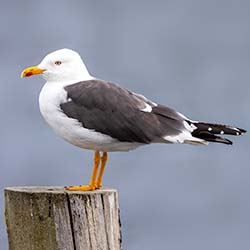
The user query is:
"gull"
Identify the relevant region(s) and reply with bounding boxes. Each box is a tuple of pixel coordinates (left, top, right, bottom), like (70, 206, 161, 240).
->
(21, 49, 246, 191)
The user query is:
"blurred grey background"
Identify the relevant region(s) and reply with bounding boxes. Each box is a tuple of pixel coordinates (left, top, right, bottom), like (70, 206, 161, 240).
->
(0, 0, 249, 249)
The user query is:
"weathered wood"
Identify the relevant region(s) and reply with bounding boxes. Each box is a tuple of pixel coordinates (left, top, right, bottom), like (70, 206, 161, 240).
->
(5, 187, 122, 250)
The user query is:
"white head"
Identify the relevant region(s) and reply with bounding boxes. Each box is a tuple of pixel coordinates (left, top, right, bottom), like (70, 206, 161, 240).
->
(21, 48, 93, 82)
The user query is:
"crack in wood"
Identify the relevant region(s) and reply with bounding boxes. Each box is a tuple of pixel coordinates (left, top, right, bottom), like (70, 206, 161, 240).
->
(101, 194, 110, 250)
(66, 192, 77, 250)
(118, 208, 123, 250)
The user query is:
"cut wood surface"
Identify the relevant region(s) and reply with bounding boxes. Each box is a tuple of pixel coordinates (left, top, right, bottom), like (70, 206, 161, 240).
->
(5, 187, 122, 250)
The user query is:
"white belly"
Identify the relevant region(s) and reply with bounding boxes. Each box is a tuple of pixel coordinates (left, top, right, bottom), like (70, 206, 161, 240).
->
(39, 82, 142, 152)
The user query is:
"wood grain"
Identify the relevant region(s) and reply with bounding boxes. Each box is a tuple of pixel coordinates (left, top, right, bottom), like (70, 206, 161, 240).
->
(5, 187, 121, 250)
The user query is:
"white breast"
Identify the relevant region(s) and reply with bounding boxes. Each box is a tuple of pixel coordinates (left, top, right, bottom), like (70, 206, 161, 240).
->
(38, 82, 142, 152)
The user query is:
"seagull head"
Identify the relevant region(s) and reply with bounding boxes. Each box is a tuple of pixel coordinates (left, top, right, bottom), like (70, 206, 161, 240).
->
(21, 48, 92, 82)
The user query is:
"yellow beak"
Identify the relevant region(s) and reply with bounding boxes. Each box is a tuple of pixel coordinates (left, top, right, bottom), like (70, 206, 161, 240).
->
(21, 65, 45, 78)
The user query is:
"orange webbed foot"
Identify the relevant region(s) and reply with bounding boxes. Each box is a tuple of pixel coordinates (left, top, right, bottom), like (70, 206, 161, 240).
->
(65, 185, 96, 191)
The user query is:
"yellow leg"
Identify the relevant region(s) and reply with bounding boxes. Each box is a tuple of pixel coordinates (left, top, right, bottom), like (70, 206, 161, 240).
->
(66, 151, 101, 191)
(95, 152, 108, 189)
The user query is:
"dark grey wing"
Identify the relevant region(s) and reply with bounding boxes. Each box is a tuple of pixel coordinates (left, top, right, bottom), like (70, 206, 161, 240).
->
(60, 80, 187, 143)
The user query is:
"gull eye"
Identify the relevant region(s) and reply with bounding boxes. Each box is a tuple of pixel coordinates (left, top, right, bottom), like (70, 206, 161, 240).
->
(54, 61, 62, 66)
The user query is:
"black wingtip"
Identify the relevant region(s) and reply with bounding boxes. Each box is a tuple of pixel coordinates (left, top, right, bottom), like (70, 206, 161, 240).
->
(215, 137, 233, 145)
(237, 128, 247, 134)
(225, 139, 233, 145)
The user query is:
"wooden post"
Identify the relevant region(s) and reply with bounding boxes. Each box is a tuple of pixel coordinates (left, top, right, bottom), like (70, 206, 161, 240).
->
(5, 187, 122, 250)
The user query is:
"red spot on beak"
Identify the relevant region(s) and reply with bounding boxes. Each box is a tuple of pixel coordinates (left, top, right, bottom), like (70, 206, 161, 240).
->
(25, 72, 33, 77)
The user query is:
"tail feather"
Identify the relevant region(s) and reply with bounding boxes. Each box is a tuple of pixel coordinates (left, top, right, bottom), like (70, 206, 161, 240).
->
(189, 121, 246, 145)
